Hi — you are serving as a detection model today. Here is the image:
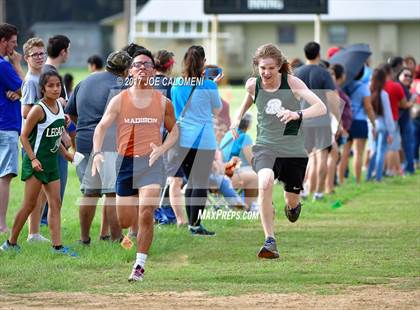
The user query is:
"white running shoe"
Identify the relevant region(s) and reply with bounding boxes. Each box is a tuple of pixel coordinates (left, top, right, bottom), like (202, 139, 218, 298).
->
(27, 234, 50, 243)
(128, 264, 145, 282)
(300, 183, 309, 199)
(312, 192, 324, 201)
(250, 202, 259, 213)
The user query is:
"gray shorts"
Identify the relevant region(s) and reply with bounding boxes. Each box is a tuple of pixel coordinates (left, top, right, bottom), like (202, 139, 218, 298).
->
(303, 126, 333, 152)
(76, 152, 118, 195)
(0, 130, 19, 178)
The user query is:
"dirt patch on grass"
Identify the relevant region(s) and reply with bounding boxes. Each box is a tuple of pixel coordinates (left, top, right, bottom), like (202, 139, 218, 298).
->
(1, 286, 419, 310)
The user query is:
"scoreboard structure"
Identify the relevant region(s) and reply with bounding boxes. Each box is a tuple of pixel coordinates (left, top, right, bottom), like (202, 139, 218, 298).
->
(204, 0, 328, 15)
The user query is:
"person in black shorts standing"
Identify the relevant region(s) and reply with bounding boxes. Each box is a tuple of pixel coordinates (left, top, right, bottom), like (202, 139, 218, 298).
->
(231, 43, 327, 259)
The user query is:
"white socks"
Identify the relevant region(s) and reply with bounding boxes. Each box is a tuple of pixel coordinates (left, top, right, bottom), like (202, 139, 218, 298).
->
(135, 253, 148, 268)
(313, 192, 324, 200)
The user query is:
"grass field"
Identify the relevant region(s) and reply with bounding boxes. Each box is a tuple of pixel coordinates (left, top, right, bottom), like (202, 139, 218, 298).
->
(61, 67, 90, 85)
(0, 70, 419, 307)
(1, 167, 419, 297)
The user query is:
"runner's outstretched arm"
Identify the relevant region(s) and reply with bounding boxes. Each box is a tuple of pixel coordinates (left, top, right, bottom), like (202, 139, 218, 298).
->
(230, 78, 255, 138)
(288, 75, 327, 119)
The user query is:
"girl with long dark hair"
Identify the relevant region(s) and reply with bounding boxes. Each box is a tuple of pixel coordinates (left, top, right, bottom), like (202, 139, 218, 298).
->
(1, 71, 76, 255)
(169, 46, 222, 235)
(367, 68, 395, 181)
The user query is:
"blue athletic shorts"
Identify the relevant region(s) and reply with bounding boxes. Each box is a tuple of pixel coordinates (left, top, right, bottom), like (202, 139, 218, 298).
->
(348, 120, 368, 140)
(116, 154, 164, 197)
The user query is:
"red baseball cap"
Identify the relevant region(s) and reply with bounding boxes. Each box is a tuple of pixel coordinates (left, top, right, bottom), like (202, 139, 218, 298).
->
(327, 47, 340, 59)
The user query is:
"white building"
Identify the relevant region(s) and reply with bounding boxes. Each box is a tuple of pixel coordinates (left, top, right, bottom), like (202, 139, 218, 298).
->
(102, 0, 420, 82)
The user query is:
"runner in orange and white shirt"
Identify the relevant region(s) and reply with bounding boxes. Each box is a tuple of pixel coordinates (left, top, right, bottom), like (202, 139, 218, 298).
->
(91, 48, 178, 282)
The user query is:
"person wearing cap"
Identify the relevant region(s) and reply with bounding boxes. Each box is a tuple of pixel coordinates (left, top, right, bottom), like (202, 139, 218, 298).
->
(65, 50, 132, 245)
(326, 46, 340, 60)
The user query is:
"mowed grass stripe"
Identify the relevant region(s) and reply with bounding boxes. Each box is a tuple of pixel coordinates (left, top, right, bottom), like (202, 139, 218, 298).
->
(0, 168, 418, 295)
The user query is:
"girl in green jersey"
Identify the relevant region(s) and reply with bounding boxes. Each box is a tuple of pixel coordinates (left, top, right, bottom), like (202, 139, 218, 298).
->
(1, 71, 76, 256)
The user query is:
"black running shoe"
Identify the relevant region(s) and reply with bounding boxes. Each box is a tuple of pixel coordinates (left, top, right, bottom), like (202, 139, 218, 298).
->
(99, 235, 111, 241)
(257, 237, 279, 259)
(284, 203, 301, 223)
(77, 237, 91, 246)
(189, 225, 216, 236)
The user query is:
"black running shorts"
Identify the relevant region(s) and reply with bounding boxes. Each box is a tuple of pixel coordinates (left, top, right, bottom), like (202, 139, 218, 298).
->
(252, 145, 308, 194)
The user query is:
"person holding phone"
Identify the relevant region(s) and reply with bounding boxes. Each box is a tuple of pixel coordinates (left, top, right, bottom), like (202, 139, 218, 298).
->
(204, 64, 231, 128)
(169, 46, 222, 236)
(205, 66, 222, 80)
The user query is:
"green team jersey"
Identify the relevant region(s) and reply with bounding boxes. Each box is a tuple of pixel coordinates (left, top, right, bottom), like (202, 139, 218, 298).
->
(21, 100, 65, 184)
(254, 74, 306, 157)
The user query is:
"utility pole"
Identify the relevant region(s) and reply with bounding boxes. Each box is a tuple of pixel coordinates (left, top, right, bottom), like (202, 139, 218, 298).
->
(314, 14, 321, 43)
(0, 0, 6, 23)
(123, 0, 131, 45)
(128, 0, 137, 44)
(210, 14, 218, 64)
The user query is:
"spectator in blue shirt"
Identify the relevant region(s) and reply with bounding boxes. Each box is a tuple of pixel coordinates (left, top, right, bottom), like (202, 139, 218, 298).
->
(0, 23, 23, 233)
(168, 45, 222, 236)
(339, 68, 376, 184)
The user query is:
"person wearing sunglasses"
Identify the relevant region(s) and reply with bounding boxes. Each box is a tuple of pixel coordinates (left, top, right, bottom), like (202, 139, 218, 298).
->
(22, 38, 46, 119)
(91, 48, 179, 282)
